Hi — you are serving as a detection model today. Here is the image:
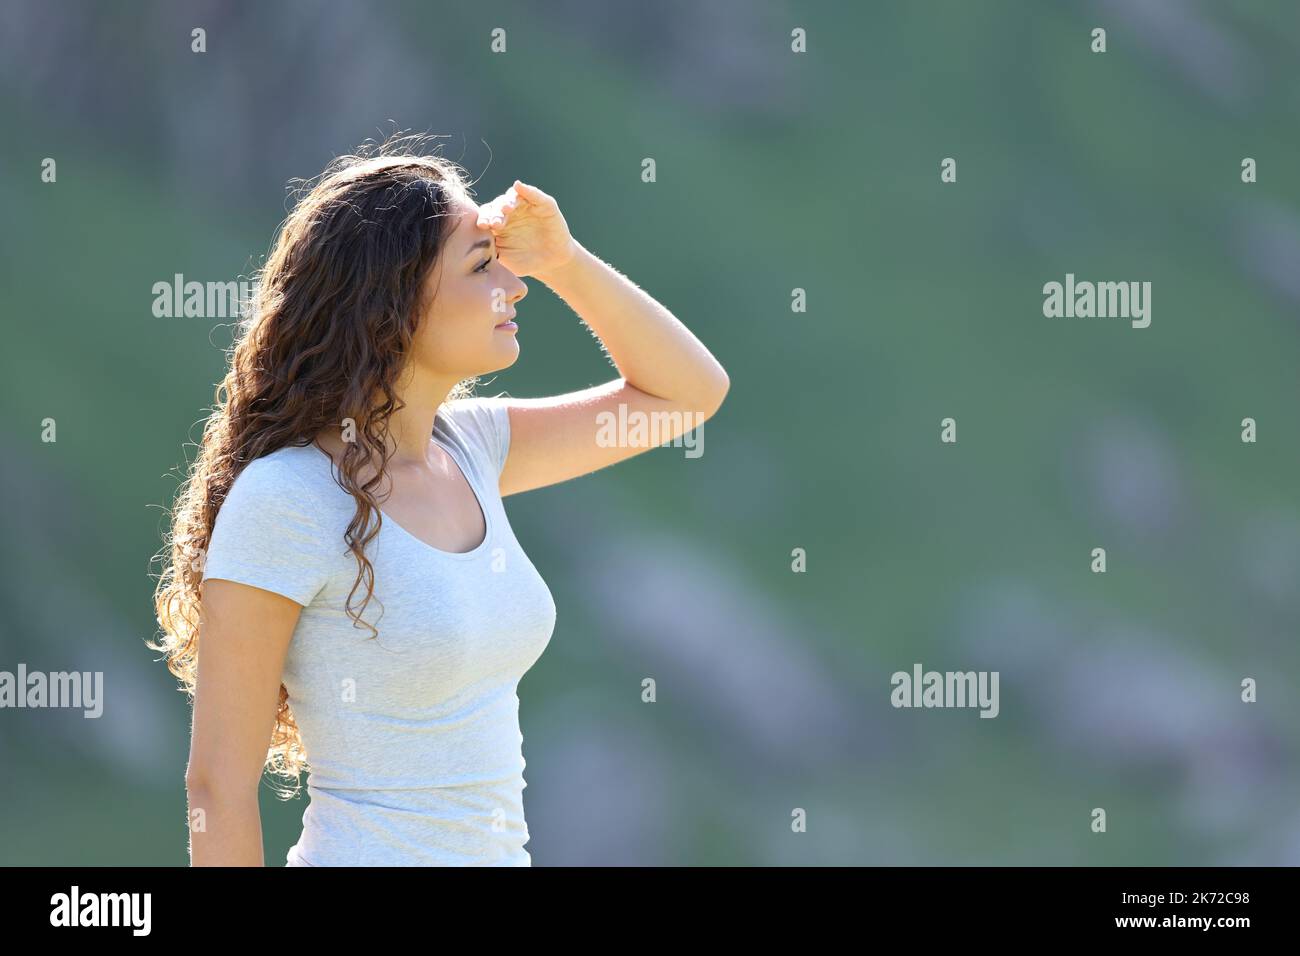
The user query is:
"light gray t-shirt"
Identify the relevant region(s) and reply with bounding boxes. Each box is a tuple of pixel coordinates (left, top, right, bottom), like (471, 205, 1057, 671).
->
(200, 397, 557, 866)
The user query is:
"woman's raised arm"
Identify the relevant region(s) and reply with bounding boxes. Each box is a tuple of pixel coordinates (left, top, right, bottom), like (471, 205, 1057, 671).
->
(478, 181, 729, 497)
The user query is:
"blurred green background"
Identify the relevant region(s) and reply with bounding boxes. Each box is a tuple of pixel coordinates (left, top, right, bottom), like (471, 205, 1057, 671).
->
(1, 0, 1297, 865)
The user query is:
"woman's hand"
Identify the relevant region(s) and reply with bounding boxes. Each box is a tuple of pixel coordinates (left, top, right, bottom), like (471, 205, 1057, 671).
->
(476, 180, 577, 280)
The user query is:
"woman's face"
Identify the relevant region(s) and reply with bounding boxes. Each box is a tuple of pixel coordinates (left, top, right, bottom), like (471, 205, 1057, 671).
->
(409, 196, 529, 380)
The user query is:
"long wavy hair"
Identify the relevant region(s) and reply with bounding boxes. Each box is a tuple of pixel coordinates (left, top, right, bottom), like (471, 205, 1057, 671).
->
(150, 135, 480, 795)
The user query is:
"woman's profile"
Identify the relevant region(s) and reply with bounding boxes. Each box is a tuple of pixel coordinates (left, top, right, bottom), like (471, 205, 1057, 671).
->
(149, 135, 729, 866)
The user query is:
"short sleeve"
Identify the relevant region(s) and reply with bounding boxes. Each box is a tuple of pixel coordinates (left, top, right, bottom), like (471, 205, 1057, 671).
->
(200, 456, 333, 606)
(443, 396, 512, 477)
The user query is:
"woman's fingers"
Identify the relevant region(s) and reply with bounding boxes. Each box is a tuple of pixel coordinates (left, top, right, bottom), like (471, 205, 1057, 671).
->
(478, 187, 523, 228)
(478, 206, 508, 229)
(477, 181, 556, 235)
(513, 180, 544, 201)
(512, 180, 556, 215)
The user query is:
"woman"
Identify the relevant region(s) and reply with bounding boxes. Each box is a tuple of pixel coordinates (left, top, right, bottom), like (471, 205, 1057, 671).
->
(150, 138, 729, 866)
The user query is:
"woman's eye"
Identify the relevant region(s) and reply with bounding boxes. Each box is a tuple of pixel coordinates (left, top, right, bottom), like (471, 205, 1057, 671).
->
(474, 256, 494, 273)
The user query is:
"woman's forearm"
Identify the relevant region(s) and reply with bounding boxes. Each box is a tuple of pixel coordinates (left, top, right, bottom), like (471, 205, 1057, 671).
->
(533, 239, 729, 410)
(187, 783, 265, 866)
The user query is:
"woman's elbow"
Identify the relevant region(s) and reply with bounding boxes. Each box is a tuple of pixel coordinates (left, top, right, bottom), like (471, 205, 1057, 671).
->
(701, 370, 730, 418)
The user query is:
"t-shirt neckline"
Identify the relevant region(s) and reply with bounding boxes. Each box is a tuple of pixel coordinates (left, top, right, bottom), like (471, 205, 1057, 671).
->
(299, 430, 492, 561)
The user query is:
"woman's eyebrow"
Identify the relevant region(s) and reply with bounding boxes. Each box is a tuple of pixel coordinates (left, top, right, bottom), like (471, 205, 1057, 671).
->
(464, 237, 492, 258)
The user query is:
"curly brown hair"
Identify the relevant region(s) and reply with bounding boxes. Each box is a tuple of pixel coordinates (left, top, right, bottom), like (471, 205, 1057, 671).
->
(149, 134, 480, 796)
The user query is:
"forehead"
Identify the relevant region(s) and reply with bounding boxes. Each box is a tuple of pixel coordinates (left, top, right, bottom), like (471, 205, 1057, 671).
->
(446, 197, 485, 245)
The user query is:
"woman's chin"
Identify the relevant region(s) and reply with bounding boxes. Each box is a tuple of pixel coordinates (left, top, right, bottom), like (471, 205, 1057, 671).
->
(486, 340, 521, 370)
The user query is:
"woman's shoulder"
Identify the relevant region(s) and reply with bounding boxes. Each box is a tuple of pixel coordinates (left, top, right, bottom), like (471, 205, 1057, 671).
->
(436, 393, 510, 431)
(221, 444, 336, 516)
(436, 394, 512, 478)
(232, 442, 321, 484)
(203, 444, 344, 603)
